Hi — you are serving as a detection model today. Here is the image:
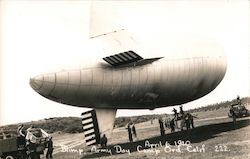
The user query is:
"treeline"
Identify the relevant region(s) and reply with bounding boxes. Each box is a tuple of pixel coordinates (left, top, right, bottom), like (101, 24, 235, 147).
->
(114, 114, 168, 128)
(34, 117, 84, 133)
(1, 117, 84, 135)
(188, 97, 250, 113)
(1, 115, 163, 135)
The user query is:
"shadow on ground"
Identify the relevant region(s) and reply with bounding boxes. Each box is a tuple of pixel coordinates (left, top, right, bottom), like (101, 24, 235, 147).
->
(81, 119, 250, 158)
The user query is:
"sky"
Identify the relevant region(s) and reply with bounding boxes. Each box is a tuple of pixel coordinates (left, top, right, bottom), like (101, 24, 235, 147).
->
(0, 0, 249, 126)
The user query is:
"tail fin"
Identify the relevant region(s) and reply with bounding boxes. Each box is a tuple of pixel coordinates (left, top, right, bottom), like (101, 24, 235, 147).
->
(89, 1, 123, 38)
(81, 108, 117, 146)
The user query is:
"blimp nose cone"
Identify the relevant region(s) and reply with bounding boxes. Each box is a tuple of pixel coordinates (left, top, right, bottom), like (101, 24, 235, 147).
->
(30, 75, 44, 91)
(29, 73, 57, 95)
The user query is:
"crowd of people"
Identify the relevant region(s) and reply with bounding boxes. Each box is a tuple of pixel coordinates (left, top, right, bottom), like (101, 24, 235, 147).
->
(123, 106, 197, 142)
(159, 106, 197, 135)
(101, 96, 243, 145)
(173, 106, 197, 131)
(17, 125, 53, 159)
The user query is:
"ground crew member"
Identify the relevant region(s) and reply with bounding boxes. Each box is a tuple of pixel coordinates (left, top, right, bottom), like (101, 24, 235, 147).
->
(179, 105, 184, 116)
(0, 129, 6, 139)
(185, 114, 190, 130)
(173, 108, 178, 118)
(17, 124, 25, 137)
(180, 116, 185, 131)
(127, 124, 133, 142)
(230, 105, 236, 125)
(25, 125, 37, 159)
(188, 113, 197, 129)
(190, 113, 194, 129)
(26, 126, 49, 159)
(46, 137, 54, 159)
(131, 123, 137, 139)
(170, 118, 175, 132)
(159, 118, 165, 136)
(17, 124, 26, 151)
(100, 134, 107, 147)
(165, 118, 170, 129)
(237, 96, 241, 105)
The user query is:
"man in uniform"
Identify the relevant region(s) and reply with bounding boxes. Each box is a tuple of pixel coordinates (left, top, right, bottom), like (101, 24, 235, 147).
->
(127, 123, 133, 142)
(46, 137, 54, 159)
(230, 105, 236, 126)
(159, 118, 165, 136)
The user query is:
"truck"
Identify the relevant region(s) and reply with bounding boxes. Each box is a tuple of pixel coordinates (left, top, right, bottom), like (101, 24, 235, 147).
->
(0, 128, 49, 159)
(228, 104, 250, 118)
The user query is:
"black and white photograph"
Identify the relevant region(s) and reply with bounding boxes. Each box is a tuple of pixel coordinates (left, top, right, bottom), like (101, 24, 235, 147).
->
(0, 0, 249, 159)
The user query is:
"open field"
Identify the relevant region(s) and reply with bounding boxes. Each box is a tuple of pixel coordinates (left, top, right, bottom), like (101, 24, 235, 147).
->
(47, 104, 250, 159)
(82, 117, 250, 159)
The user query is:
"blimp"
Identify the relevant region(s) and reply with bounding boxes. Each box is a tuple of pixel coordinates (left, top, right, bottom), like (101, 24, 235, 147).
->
(29, 2, 227, 146)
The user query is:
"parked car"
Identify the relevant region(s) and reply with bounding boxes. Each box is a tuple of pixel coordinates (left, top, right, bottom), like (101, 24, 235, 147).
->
(228, 104, 249, 118)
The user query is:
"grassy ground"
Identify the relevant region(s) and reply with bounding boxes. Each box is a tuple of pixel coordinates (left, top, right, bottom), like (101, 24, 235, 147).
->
(48, 106, 250, 159)
(80, 117, 250, 159)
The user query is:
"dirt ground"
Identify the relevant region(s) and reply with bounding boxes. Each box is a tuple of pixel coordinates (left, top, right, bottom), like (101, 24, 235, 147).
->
(46, 105, 250, 159)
